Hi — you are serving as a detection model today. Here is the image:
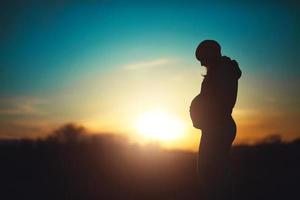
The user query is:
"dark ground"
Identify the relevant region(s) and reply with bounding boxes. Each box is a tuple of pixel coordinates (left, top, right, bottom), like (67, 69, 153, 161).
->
(1, 125, 299, 200)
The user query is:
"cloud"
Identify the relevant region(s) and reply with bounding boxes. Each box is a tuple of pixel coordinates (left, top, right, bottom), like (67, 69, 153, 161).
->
(123, 58, 171, 70)
(0, 97, 47, 116)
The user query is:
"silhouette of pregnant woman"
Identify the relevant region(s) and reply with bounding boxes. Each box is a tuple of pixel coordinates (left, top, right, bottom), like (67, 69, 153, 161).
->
(190, 40, 241, 200)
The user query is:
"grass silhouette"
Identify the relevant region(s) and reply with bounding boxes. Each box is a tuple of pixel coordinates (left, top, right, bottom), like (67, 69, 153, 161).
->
(0, 123, 299, 200)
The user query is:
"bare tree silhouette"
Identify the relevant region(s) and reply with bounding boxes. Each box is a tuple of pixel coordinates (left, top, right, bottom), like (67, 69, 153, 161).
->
(46, 123, 85, 144)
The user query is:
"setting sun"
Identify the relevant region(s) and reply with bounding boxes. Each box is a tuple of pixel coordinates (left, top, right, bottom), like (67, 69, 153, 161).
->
(135, 110, 186, 141)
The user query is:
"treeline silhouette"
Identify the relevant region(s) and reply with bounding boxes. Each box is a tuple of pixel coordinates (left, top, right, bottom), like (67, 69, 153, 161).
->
(0, 123, 299, 200)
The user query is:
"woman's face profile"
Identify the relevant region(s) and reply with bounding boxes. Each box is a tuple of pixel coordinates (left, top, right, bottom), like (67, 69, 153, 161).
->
(196, 40, 221, 68)
(199, 57, 212, 68)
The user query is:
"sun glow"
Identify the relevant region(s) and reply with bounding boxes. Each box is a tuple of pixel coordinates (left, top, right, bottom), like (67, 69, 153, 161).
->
(135, 110, 186, 141)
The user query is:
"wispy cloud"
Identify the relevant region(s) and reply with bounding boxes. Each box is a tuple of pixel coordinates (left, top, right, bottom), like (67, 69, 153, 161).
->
(123, 58, 171, 70)
(0, 97, 47, 116)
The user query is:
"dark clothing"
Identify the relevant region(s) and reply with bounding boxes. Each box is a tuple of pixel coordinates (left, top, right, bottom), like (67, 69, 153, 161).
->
(197, 56, 241, 132)
(197, 56, 241, 200)
(198, 117, 236, 200)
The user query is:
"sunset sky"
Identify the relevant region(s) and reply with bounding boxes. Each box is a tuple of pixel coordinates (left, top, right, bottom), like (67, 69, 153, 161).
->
(0, 0, 299, 151)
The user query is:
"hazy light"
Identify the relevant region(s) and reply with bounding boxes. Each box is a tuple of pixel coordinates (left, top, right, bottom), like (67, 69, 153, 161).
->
(135, 109, 186, 141)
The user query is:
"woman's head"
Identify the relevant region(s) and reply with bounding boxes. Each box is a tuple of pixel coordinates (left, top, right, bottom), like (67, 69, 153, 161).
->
(195, 40, 221, 67)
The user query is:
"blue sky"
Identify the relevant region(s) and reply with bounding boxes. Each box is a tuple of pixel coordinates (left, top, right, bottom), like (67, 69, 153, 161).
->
(1, 1, 299, 95)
